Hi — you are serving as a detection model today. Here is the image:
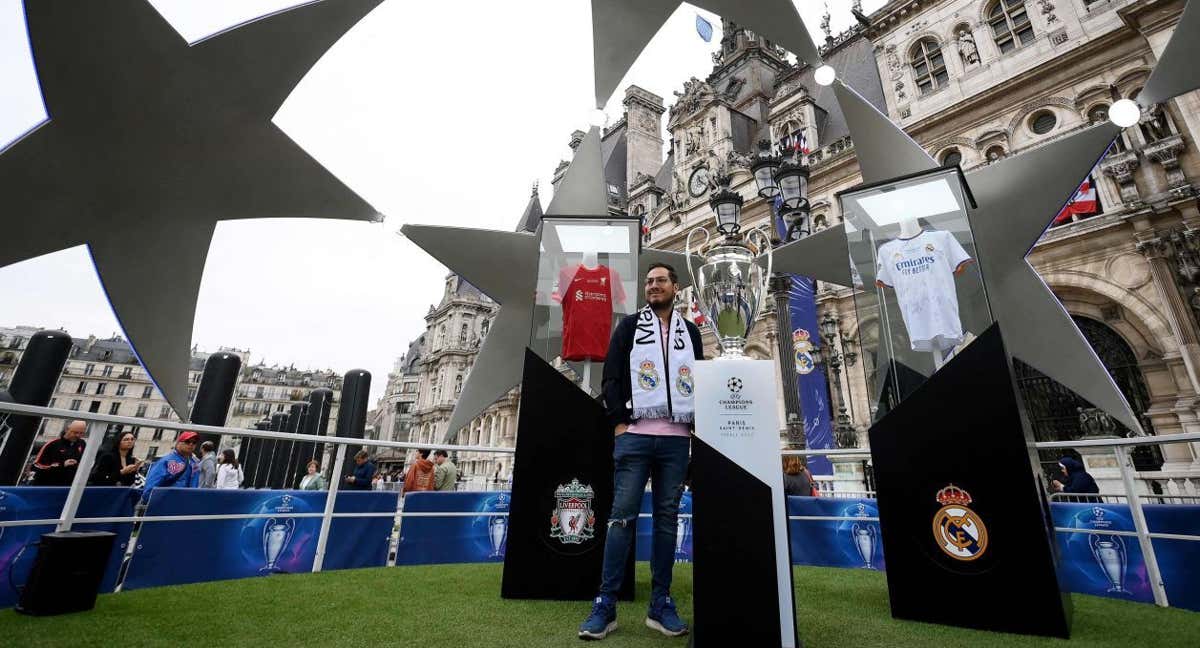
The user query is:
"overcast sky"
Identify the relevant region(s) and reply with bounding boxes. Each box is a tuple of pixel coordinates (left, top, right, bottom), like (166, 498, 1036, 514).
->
(0, 0, 880, 403)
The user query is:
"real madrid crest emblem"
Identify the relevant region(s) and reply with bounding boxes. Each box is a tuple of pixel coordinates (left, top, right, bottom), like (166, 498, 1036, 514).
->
(792, 328, 815, 375)
(676, 366, 694, 396)
(932, 484, 988, 561)
(550, 479, 596, 545)
(637, 360, 659, 391)
(925, 243, 936, 253)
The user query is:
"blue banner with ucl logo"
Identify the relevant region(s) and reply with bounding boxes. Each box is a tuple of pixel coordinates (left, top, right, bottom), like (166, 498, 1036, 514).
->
(122, 488, 397, 590)
(773, 203, 835, 475)
(0, 487, 136, 609)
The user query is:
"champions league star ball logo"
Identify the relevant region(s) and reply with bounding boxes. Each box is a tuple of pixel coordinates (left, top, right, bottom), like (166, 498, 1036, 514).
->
(638, 361, 659, 391)
(550, 479, 596, 545)
(676, 366, 694, 396)
(932, 484, 988, 561)
(792, 328, 816, 375)
(726, 377, 743, 394)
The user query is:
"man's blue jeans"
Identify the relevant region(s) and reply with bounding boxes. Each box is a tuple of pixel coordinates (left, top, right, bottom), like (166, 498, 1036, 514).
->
(598, 432, 690, 602)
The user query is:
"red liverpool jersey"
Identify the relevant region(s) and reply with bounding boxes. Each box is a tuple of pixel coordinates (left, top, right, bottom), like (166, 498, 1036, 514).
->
(558, 264, 625, 361)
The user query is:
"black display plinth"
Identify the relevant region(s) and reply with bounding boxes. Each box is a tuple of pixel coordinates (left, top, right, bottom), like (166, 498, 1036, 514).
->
(690, 437, 797, 647)
(868, 324, 1071, 638)
(501, 349, 634, 600)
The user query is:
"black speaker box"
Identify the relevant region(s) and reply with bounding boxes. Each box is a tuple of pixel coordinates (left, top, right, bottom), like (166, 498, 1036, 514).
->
(16, 531, 116, 616)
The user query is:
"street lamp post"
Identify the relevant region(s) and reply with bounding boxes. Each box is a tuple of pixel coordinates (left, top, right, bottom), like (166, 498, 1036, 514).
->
(813, 311, 858, 449)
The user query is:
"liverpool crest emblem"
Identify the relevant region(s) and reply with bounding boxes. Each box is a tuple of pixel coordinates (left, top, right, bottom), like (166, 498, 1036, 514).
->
(550, 479, 597, 545)
(932, 484, 988, 561)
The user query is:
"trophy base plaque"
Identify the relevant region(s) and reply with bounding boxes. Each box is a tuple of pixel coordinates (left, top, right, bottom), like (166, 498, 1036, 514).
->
(691, 359, 799, 648)
(868, 324, 1071, 638)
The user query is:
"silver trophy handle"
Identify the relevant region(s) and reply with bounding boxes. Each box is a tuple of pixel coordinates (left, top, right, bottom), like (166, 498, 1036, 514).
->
(745, 227, 773, 314)
(685, 227, 711, 293)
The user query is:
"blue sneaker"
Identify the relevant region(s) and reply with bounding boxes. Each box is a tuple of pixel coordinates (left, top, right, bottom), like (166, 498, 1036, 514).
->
(578, 596, 617, 640)
(646, 595, 688, 637)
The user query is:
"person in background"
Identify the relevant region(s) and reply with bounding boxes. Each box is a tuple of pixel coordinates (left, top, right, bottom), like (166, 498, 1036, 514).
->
(402, 448, 436, 494)
(345, 450, 375, 491)
(32, 420, 87, 486)
(782, 456, 817, 497)
(299, 460, 326, 490)
(1051, 456, 1100, 497)
(141, 430, 201, 502)
(215, 449, 243, 489)
(91, 430, 141, 486)
(433, 449, 457, 492)
(197, 440, 217, 488)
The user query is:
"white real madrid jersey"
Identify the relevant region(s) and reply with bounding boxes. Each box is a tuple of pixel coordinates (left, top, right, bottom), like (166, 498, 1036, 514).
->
(874, 229, 973, 352)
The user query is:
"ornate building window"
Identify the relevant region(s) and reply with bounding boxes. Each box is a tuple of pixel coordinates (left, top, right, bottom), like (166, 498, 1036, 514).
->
(1030, 110, 1057, 135)
(988, 0, 1035, 54)
(910, 38, 948, 95)
(455, 374, 463, 395)
(460, 323, 470, 346)
(939, 148, 963, 167)
(985, 146, 1007, 163)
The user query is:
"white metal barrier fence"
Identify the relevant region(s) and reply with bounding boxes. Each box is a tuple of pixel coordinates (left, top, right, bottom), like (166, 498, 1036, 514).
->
(3, 402, 1199, 609)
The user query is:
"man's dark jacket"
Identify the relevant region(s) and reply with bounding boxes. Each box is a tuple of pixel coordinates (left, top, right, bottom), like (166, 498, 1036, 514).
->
(601, 311, 704, 429)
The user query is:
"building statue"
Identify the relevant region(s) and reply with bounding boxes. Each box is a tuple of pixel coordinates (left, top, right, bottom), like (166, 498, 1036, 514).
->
(956, 28, 980, 65)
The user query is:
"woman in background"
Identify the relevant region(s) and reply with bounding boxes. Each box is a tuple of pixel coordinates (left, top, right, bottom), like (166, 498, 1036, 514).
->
(215, 448, 243, 489)
(299, 460, 326, 490)
(91, 431, 141, 486)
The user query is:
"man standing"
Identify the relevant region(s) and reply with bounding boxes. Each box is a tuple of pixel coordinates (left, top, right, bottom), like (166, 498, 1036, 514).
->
(197, 441, 217, 488)
(433, 449, 457, 491)
(141, 430, 201, 502)
(345, 450, 376, 491)
(31, 420, 87, 486)
(579, 263, 703, 640)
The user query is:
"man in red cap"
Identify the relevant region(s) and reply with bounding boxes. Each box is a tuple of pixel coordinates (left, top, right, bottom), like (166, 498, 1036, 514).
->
(140, 430, 201, 502)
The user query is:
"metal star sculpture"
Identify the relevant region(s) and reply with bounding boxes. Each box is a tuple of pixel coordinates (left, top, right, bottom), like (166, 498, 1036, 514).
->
(0, 0, 383, 418)
(592, 0, 1200, 433)
(403, 127, 693, 440)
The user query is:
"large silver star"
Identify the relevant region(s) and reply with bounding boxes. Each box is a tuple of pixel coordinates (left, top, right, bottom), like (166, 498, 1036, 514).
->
(590, 0, 820, 108)
(403, 127, 692, 439)
(0, 0, 383, 418)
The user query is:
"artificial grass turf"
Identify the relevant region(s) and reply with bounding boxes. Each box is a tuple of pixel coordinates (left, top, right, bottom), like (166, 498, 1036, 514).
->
(1, 564, 1197, 647)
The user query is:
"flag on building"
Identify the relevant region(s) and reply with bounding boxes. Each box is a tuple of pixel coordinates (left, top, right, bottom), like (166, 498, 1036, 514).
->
(688, 290, 707, 325)
(695, 14, 713, 42)
(1053, 177, 1099, 225)
(779, 129, 809, 155)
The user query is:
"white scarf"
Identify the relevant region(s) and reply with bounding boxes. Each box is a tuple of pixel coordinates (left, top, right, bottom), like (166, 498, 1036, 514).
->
(630, 305, 696, 423)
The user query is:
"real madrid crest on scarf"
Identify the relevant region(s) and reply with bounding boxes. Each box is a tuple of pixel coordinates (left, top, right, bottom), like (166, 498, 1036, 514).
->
(932, 484, 988, 561)
(637, 360, 659, 391)
(676, 366, 694, 396)
(550, 479, 596, 545)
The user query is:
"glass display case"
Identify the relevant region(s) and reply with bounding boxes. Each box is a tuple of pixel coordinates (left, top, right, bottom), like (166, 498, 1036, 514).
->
(838, 166, 993, 421)
(529, 216, 641, 394)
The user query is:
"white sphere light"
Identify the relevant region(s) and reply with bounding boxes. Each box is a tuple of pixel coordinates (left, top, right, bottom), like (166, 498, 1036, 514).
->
(814, 65, 836, 86)
(589, 108, 608, 128)
(1109, 99, 1140, 128)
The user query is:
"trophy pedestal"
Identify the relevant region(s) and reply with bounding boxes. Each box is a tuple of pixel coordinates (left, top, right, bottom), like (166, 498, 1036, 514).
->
(868, 324, 1071, 637)
(691, 359, 799, 648)
(500, 349, 634, 601)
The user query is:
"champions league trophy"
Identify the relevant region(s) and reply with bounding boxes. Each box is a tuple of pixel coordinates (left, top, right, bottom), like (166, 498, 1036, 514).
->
(1089, 533, 1129, 594)
(685, 169, 773, 359)
(489, 515, 508, 558)
(261, 518, 296, 573)
(852, 522, 877, 569)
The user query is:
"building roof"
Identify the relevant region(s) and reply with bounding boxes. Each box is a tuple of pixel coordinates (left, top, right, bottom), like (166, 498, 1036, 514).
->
(515, 185, 544, 233)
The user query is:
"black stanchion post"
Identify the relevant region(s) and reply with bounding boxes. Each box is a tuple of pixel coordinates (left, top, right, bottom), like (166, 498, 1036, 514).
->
(0, 330, 73, 485)
(281, 403, 307, 489)
(334, 370, 370, 486)
(240, 419, 270, 488)
(256, 412, 287, 489)
(189, 352, 241, 448)
(303, 388, 334, 476)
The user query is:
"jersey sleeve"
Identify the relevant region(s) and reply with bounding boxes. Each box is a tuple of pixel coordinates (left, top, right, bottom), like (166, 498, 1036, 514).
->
(609, 266, 626, 304)
(874, 243, 894, 288)
(553, 265, 575, 304)
(944, 232, 974, 273)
